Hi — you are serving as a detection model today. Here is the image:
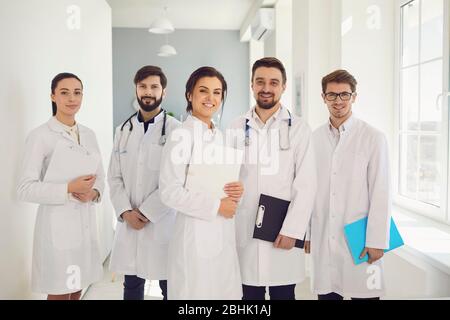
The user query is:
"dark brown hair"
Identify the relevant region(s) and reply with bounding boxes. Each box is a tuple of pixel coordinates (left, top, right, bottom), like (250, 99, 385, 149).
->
(185, 67, 227, 113)
(251, 57, 287, 84)
(321, 69, 358, 93)
(51, 73, 83, 116)
(134, 65, 167, 89)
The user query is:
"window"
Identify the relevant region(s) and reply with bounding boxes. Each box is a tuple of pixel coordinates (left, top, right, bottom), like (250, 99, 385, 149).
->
(396, 0, 449, 222)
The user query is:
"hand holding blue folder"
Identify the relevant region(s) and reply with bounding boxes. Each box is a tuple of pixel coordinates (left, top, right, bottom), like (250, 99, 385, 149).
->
(344, 217, 404, 265)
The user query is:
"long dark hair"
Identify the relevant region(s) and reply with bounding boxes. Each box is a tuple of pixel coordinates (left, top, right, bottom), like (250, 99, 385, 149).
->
(51, 73, 83, 116)
(185, 67, 227, 113)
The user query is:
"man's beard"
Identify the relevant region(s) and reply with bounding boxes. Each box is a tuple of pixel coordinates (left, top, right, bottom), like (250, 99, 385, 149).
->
(137, 95, 163, 112)
(256, 93, 279, 110)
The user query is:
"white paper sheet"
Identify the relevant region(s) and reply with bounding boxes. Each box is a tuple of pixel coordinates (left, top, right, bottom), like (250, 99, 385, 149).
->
(185, 145, 244, 199)
(43, 141, 100, 183)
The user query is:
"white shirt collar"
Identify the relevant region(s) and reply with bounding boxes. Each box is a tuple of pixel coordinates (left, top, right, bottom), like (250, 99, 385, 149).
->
(328, 113, 355, 136)
(245, 105, 290, 129)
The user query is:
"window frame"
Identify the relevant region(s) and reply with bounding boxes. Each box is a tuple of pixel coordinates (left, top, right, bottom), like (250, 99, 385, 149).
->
(394, 0, 450, 224)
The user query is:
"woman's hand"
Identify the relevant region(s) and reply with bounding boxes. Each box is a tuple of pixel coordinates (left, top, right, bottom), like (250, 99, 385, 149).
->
(68, 175, 96, 194)
(223, 181, 244, 202)
(218, 197, 238, 219)
(72, 189, 98, 203)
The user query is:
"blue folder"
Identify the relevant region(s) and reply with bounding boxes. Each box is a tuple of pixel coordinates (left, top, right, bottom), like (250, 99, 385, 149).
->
(344, 217, 404, 265)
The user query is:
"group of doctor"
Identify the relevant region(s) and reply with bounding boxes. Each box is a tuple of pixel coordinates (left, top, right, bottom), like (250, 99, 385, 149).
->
(17, 57, 391, 301)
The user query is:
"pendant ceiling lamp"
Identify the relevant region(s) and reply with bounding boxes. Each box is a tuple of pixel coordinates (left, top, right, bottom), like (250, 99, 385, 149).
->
(149, 7, 174, 34)
(158, 35, 177, 57)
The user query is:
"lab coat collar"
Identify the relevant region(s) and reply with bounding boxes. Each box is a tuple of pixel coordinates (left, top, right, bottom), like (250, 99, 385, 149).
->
(136, 108, 165, 126)
(47, 116, 88, 134)
(278, 105, 291, 121)
(47, 116, 89, 144)
(184, 114, 216, 132)
(48, 116, 71, 134)
(245, 105, 288, 129)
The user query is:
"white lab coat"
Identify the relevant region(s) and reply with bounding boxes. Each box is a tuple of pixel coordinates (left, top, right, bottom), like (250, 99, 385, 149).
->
(159, 115, 242, 300)
(17, 117, 104, 294)
(228, 106, 317, 287)
(108, 111, 180, 280)
(310, 115, 391, 298)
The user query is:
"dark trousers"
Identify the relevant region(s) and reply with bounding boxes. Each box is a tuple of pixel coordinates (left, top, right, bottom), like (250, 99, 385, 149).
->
(318, 292, 380, 300)
(242, 284, 296, 300)
(123, 275, 167, 300)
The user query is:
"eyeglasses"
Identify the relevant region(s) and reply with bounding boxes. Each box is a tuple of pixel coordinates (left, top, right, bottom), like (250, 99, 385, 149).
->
(324, 92, 354, 102)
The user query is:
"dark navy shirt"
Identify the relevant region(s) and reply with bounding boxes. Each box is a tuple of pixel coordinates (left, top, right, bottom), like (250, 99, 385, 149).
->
(137, 110, 163, 133)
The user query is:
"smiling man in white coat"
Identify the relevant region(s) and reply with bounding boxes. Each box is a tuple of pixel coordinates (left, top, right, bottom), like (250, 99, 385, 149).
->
(108, 66, 180, 300)
(305, 69, 391, 300)
(229, 57, 316, 300)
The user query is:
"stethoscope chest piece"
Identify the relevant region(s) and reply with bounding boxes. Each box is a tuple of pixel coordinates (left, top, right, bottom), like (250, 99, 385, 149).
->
(159, 135, 167, 146)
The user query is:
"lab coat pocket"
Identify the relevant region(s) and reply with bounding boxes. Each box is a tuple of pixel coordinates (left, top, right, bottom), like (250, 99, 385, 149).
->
(147, 143, 163, 171)
(194, 218, 223, 259)
(48, 203, 82, 250)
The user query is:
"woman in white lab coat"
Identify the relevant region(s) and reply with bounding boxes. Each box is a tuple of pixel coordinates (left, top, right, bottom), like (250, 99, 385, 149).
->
(159, 67, 244, 300)
(17, 73, 104, 300)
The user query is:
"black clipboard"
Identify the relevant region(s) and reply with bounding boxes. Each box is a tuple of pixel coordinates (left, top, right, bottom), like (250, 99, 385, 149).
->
(252, 194, 305, 248)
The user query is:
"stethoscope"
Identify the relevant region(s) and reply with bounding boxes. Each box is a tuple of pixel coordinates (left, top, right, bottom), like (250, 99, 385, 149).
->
(118, 110, 167, 153)
(244, 109, 292, 150)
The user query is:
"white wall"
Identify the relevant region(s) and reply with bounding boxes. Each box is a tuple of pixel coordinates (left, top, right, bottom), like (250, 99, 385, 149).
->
(249, 39, 265, 109)
(385, 249, 450, 299)
(0, 0, 114, 299)
(293, 0, 394, 141)
(264, 29, 277, 58)
(293, 0, 342, 129)
(263, 0, 294, 111)
(341, 0, 395, 155)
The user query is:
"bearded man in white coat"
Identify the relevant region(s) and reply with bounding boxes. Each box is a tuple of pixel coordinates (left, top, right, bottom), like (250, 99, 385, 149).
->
(305, 69, 391, 300)
(229, 57, 317, 300)
(108, 66, 180, 300)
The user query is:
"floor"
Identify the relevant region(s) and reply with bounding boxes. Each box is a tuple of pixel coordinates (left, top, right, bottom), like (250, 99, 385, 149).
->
(82, 257, 317, 300)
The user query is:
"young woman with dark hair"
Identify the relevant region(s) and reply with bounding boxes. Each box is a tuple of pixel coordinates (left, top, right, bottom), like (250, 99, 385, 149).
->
(159, 67, 244, 299)
(17, 73, 104, 300)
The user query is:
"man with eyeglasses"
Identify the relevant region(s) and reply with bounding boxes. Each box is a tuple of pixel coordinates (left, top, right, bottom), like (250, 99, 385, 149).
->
(305, 69, 391, 300)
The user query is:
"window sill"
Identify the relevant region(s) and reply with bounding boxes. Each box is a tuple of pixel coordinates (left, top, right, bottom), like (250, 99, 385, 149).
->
(392, 205, 450, 276)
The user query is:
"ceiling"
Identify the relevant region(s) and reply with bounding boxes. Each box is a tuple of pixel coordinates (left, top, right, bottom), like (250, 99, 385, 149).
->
(106, 0, 256, 30)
